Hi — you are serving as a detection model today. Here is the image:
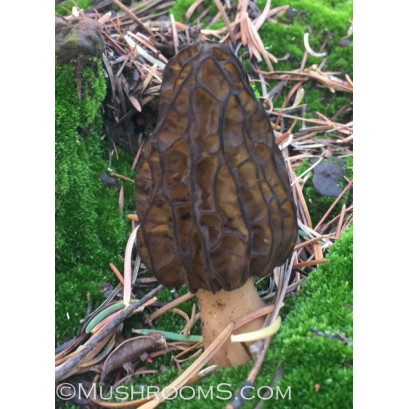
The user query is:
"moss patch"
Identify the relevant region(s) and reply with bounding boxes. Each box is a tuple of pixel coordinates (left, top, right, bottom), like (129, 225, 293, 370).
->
(249, 226, 353, 408)
(170, 0, 218, 23)
(55, 0, 91, 16)
(257, 0, 352, 73)
(55, 60, 134, 345)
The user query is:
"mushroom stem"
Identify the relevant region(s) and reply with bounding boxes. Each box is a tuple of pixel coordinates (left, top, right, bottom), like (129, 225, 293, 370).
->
(196, 277, 265, 367)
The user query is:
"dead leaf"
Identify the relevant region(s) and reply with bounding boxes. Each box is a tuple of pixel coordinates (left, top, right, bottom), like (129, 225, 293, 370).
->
(100, 333, 166, 384)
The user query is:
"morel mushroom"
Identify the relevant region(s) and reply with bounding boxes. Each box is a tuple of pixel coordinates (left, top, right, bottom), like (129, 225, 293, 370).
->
(135, 41, 297, 367)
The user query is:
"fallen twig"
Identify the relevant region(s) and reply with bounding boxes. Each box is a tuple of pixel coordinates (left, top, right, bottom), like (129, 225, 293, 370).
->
(55, 284, 164, 382)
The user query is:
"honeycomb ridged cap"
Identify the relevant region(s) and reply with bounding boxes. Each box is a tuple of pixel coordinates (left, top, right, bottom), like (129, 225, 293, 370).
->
(135, 41, 297, 293)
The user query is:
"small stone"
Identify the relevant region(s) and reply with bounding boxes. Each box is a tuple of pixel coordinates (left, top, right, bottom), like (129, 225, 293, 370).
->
(338, 38, 350, 47)
(312, 157, 347, 197)
(101, 172, 118, 187)
(55, 17, 104, 65)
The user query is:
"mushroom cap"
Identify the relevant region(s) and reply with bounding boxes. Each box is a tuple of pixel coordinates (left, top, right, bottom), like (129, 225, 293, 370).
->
(135, 41, 297, 293)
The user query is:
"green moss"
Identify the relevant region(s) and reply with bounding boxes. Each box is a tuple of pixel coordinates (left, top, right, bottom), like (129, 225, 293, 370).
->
(251, 83, 261, 100)
(260, 22, 306, 66)
(257, 0, 352, 72)
(295, 156, 352, 227)
(303, 88, 351, 119)
(55, 0, 91, 16)
(170, 0, 196, 21)
(254, 0, 352, 120)
(55, 61, 134, 345)
(250, 226, 353, 408)
(170, 0, 217, 23)
(209, 19, 225, 30)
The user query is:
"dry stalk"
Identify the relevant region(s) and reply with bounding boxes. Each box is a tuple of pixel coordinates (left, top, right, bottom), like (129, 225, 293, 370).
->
(112, 0, 154, 38)
(149, 292, 195, 321)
